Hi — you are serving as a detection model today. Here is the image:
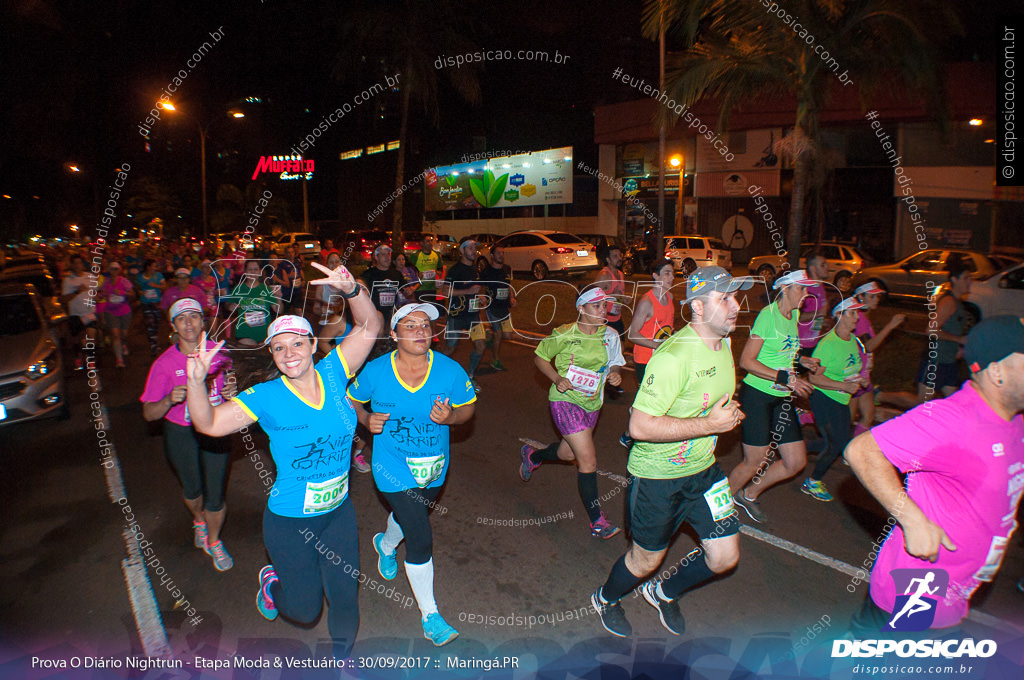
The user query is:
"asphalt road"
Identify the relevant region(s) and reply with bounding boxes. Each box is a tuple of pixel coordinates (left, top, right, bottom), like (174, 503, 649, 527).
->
(1, 300, 1022, 680)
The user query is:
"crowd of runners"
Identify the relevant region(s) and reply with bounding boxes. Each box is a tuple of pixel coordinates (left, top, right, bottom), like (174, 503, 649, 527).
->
(8, 235, 1021, 655)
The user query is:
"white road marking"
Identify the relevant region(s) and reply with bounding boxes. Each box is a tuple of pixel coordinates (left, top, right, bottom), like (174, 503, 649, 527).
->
(91, 357, 171, 656)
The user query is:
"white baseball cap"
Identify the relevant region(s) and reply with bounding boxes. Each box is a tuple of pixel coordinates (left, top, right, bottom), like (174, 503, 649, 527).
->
(169, 297, 203, 321)
(832, 298, 866, 317)
(174, 267, 192, 277)
(391, 302, 441, 329)
(854, 281, 884, 297)
(576, 287, 611, 308)
(773, 269, 816, 289)
(266, 315, 314, 342)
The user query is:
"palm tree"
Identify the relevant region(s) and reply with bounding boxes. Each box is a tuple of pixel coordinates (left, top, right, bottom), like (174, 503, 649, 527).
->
(335, 1, 482, 253)
(642, 0, 959, 267)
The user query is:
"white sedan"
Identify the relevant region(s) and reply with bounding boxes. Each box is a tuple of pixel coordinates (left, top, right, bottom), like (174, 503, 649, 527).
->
(964, 262, 1024, 318)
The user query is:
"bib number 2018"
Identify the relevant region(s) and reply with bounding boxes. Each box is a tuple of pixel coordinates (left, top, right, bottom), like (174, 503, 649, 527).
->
(406, 455, 445, 488)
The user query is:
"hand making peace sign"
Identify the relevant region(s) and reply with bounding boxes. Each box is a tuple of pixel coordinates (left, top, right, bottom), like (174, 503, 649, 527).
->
(185, 331, 226, 386)
(309, 261, 359, 295)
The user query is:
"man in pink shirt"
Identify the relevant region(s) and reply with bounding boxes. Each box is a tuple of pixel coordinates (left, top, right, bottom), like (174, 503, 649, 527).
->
(797, 252, 830, 355)
(846, 316, 1024, 633)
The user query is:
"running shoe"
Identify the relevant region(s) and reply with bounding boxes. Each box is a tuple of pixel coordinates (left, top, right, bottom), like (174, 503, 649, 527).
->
(116, 359, 126, 369)
(1017, 579, 1024, 594)
(640, 581, 686, 636)
(193, 520, 208, 549)
(590, 513, 621, 540)
(734, 490, 767, 523)
(797, 407, 814, 425)
(257, 565, 279, 620)
(422, 612, 459, 646)
(352, 451, 371, 473)
(801, 478, 834, 502)
(619, 432, 633, 449)
(471, 378, 481, 393)
(490, 360, 506, 372)
(204, 539, 234, 571)
(519, 444, 540, 482)
(372, 532, 398, 581)
(590, 588, 632, 638)
(74, 357, 84, 371)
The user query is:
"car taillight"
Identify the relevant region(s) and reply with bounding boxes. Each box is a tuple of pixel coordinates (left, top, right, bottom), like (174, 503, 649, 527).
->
(550, 247, 572, 254)
(706, 250, 713, 260)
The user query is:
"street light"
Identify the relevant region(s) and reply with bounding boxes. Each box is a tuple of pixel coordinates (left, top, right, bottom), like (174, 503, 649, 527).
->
(669, 154, 684, 232)
(161, 102, 244, 239)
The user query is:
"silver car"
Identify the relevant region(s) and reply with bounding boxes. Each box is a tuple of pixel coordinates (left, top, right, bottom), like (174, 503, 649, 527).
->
(0, 283, 68, 425)
(748, 243, 866, 292)
(477, 230, 599, 280)
(850, 249, 1000, 301)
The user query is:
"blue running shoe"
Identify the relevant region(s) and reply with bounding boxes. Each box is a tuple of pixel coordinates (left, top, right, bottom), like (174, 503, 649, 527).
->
(422, 612, 459, 646)
(372, 532, 398, 580)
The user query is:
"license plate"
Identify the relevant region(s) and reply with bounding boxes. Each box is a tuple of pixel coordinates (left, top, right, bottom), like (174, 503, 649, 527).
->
(576, 250, 588, 257)
(0, 404, 6, 420)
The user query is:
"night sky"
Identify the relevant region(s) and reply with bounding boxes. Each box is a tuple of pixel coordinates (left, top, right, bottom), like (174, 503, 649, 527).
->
(0, 0, 1013, 238)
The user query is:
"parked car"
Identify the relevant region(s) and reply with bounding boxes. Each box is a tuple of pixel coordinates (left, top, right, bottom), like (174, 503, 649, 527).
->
(577, 234, 627, 255)
(748, 243, 867, 291)
(340, 229, 392, 263)
(271, 232, 321, 259)
(432, 233, 459, 261)
(0, 283, 69, 425)
(988, 253, 1023, 270)
(475, 230, 598, 280)
(0, 262, 68, 331)
(932, 261, 1024, 319)
(850, 249, 1001, 301)
(664, 234, 732, 276)
(467, 233, 504, 250)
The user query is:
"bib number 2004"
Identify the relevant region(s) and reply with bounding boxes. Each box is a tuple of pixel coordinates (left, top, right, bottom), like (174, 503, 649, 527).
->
(303, 474, 348, 515)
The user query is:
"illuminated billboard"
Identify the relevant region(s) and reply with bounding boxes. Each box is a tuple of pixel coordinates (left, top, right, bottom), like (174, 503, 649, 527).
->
(424, 146, 573, 211)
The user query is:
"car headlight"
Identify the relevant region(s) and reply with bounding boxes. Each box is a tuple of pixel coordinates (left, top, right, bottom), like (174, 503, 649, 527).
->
(25, 351, 57, 380)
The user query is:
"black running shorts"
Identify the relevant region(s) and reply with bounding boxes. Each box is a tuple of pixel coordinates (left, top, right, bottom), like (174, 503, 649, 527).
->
(628, 464, 740, 552)
(738, 382, 803, 447)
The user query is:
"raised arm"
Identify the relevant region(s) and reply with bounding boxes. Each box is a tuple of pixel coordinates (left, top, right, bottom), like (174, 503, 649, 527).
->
(311, 262, 383, 374)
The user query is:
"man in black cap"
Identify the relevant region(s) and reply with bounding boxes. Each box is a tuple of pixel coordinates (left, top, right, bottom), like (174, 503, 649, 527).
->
(846, 315, 1024, 634)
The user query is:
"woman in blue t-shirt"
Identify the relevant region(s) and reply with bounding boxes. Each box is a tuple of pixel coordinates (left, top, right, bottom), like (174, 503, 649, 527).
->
(348, 302, 477, 647)
(185, 263, 380, 659)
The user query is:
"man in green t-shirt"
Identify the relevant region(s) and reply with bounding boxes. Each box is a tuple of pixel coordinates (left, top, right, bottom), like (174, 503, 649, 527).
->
(590, 266, 751, 638)
(412, 235, 443, 301)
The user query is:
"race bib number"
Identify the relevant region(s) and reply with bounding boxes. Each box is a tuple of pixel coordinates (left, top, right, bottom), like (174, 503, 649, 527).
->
(110, 295, 125, 304)
(496, 288, 509, 301)
(380, 290, 396, 306)
(468, 296, 484, 311)
(406, 454, 445, 488)
(303, 474, 348, 514)
(244, 310, 267, 327)
(566, 364, 602, 396)
(973, 535, 1009, 582)
(703, 477, 735, 522)
(421, 270, 436, 280)
(142, 289, 158, 302)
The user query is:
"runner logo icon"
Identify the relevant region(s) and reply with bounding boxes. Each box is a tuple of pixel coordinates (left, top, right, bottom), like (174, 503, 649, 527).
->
(885, 568, 948, 631)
